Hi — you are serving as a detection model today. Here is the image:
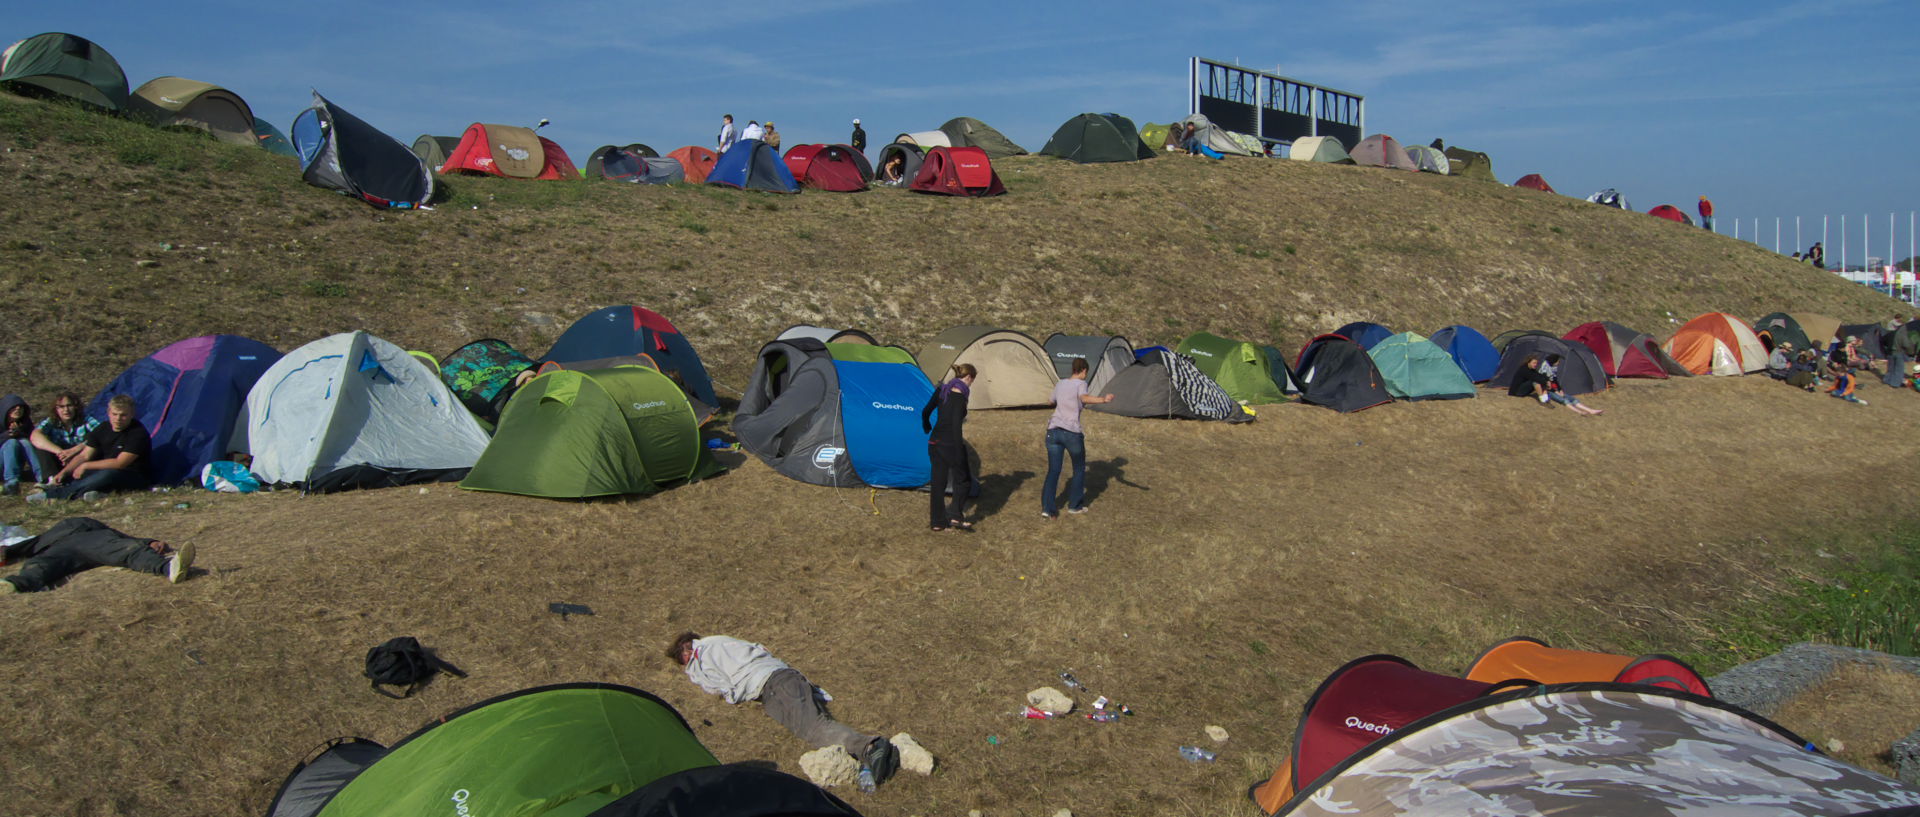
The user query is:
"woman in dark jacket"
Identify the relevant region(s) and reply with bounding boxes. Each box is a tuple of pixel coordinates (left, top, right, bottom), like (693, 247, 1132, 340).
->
(921, 363, 976, 531)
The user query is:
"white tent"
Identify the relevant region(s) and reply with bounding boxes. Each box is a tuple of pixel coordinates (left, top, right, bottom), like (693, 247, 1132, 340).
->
(1177, 113, 1256, 156)
(895, 130, 951, 149)
(1289, 136, 1353, 163)
(246, 331, 491, 491)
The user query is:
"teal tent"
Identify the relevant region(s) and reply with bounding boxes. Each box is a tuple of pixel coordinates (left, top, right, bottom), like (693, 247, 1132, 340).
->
(1367, 332, 1476, 400)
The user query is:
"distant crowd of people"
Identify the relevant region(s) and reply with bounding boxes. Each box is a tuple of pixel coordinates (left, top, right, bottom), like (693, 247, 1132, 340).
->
(717, 114, 866, 156)
(1761, 315, 1920, 407)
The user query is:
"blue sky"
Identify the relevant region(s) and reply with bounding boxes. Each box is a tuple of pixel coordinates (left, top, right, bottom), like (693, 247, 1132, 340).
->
(11, 1, 1917, 260)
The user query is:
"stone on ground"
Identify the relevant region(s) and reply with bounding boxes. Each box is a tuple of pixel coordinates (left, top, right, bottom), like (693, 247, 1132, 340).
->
(799, 745, 859, 788)
(1026, 686, 1075, 714)
(891, 732, 936, 775)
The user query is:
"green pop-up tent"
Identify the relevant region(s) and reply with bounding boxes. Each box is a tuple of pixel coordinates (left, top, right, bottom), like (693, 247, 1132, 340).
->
(1174, 332, 1288, 404)
(460, 366, 719, 498)
(265, 683, 862, 817)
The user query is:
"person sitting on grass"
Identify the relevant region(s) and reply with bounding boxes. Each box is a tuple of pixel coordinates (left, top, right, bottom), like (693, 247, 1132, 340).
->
(2, 516, 193, 593)
(1, 395, 42, 494)
(29, 392, 97, 482)
(28, 394, 151, 502)
(666, 631, 898, 787)
(1827, 366, 1868, 405)
(1508, 354, 1602, 415)
(1766, 342, 1794, 381)
(1788, 349, 1820, 391)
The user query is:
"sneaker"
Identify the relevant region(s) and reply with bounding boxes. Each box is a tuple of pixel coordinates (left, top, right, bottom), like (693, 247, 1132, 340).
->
(2, 580, 16, 594)
(81, 490, 103, 502)
(24, 491, 48, 504)
(863, 737, 899, 786)
(1067, 506, 1088, 515)
(1, 481, 17, 496)
(167, 541, 195, 584)
(1041, 511, 1057, 520)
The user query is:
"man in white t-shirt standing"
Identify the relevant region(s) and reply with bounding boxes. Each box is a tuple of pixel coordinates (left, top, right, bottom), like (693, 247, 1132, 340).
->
(1041, 357, 1115, 519)
(667, 631, 898, 785)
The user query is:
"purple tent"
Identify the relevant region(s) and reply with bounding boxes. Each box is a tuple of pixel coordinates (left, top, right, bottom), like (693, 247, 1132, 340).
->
(87, 335, 281, 484)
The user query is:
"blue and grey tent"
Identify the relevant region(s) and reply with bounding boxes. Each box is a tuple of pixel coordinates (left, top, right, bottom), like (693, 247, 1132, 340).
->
(1333, 322, 1394, 350)
(543, 306, 717, 407)
(290, 92, 433, 208)
(707, 139, 799, 192)
(86, 335, 281, 485)
(734, 338, 934, 488)
(1427, 325, 1501, 383)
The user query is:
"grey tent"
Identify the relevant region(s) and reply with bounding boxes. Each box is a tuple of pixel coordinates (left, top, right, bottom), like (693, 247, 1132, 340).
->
(876, 143, 924, 186)
(734, 339, 934, 489)
(1443, 146, 1496, 182)
(776, 325, 881, 345)
(1586, 188, 1631, 210)
(938, 117, 1026, 158)
(1091, 349, 1254, 422)
(129, 77, 256, 145)
(411, 135, 461, 171)
(0, 32, 128, 110)
(1042, 334, 1135, 394)
(1176, 113, 1256, 156)
(1289, 136, 1352, 163)
(1403, 144, 1450, 174)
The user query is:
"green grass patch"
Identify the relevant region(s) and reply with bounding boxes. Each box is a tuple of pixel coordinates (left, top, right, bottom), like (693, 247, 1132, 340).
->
(1697, 528, 1920, 668)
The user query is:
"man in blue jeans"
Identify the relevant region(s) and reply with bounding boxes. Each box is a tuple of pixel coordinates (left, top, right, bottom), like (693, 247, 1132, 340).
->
(27, 394, 152, 502)
(1041, 358, 1115, 519)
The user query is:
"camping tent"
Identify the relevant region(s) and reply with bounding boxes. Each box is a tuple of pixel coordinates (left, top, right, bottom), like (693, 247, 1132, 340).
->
(734, 339, 935, 489)
(438, 338, 535, 423)
(263, 683, 861, 817)
(1838, 323, 1889, 358)
(1288, 136, 1352, 163)
(1442, 146, 1495, 182)
(894, 129, 949, 149)
(1292, 334, 1394, 412)
(1367, 332, 1475, 400)
(1042, 334, 1135, 395)
(129, 77, 255, 145)
(410, 135, 460, 171)
(1513, 173, 1556, 193)
(938, 116, 1026, 158)
(666, 145, 718, 184)
(909, 146, 1005, 197)
(1091, 348, 1253, 422)
(85, 335, 281, 485)
(544, 306, 717, 407)
(1174, 333, 1288, 405)
(917, 326, 1056, 409)
(776, 325, 882, 346)
(290, 92, 434, 208)
(1138, 122, 1172, 152)
(440, 123, 578, 180)
(1176, 113, 1256, 156)
(1039, 113, 1156, 163)
(245, 331, 490, 492)
(1488, 335, 1609, 395)
(708, 139, 799, 192)
(783, 144, 870, 192)
(1332, 321, 1394, 350)
(1648, 204, 1694, 224)
(1255, 680, 1919, 817)
(1463, 636, 1711, 696)
(0, 32, 128, 110)
(1788, 313, 1843, 349)
(254, 119, 296, 157)
(1664, 312, 1767, 375)
(1490, 329, 1559, 352)
(461, 366, 716, 499)
(1751, 312, 1813, 352)
(1426, 325, 1501, 383)
(1563, 321, 1691, 378)
(1586, 188, 1631, 210)
(584, 146, 683, 184)
(1402, 144, 1450, 174)
(875, 143, 924, 187)
(1349, 134, 1417, 171)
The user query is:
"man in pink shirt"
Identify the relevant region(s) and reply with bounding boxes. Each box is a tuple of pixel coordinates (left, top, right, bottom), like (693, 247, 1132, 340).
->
(1041, 358, 1115, 519)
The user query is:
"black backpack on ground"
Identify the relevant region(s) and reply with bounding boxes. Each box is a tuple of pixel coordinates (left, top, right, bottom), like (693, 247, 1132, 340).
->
(363, 637, 466, 699)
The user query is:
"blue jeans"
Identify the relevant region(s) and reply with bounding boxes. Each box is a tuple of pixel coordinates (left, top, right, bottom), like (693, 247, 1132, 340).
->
(1042, 428, 1086, 516)
(44, 467, 150, 500)
(0, 438, 46, 484)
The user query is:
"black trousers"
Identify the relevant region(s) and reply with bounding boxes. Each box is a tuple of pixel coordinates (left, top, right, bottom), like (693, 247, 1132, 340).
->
(928, 443, 971, 528)
(3, 517, 165, 592)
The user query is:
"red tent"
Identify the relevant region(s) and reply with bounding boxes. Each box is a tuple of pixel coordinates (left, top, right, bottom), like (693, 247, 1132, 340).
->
(1349, 134, 1417, 171)
(1648, 204, 1693, 224)
(1513, 173, 1555, 193)
(439, 123, 577, 180)
(667, 145, 718, 184)
(783, 144, 870, 192)
(1563, 321, 1691, 379)
(909, 146, 1005, 197)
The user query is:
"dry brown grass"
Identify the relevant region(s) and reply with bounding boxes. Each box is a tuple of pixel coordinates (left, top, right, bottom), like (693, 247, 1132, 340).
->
(3, 93, 1920, 817)
(1773, 662, 1920, 777)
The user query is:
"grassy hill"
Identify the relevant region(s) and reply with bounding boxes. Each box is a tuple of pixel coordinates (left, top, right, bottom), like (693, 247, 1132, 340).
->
(2, 93, 1918, 817)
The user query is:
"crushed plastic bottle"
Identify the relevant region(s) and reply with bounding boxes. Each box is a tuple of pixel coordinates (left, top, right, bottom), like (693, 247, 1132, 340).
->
(857, 766, 877, 793)
(1178, 745, 1217, 763)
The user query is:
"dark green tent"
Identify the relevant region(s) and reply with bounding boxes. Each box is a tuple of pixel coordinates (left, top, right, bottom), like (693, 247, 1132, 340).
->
(938, 116, 1026, 158)
(1442, 146, 1496, 182)
(265, 683, 862, 817)
(1751, 312, 1812, 353)
(460, 366, 719, 498)
(0, 32, 129, 110)
(1040, 113, 1156, 163)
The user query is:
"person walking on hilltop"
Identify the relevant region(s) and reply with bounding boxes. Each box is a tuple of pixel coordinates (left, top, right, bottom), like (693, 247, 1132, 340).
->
(1808, 242, 1825, 267)
(922, 364, 976, 532)
(1697, 196, 1715, 232)
(1040, 358, 1115, 520)
(850, 118, 867, 153)
(717, 114, 737, 154)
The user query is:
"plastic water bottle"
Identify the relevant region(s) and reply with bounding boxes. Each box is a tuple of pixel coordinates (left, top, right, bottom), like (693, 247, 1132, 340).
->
(1179, 745, 1216, 763)
(857, 766, 876, 793)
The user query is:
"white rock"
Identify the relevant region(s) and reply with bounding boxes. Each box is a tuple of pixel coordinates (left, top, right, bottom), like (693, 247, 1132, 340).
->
(891, 732, 936, 775)
(968, 811, 983, 817)
(1026, 686, 1075, 714)
(1206, 725, 1230, 743)
(1827, 738, 1847, 754)
(1054, 810, 1073, 817)
(799, 745, 860, 789)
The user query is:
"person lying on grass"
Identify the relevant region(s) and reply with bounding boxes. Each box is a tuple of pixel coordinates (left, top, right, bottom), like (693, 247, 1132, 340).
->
(3, 516, 193, 593)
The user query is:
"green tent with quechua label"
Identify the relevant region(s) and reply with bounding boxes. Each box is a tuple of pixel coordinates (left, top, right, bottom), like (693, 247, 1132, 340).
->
(1174, 332, 1289, 405)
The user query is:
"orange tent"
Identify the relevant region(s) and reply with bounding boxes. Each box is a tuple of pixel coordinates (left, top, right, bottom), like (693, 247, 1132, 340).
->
(1663, 312, 1767, 375)
(667, 145, 718, 184)
(1465, 637, 1711, 697)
